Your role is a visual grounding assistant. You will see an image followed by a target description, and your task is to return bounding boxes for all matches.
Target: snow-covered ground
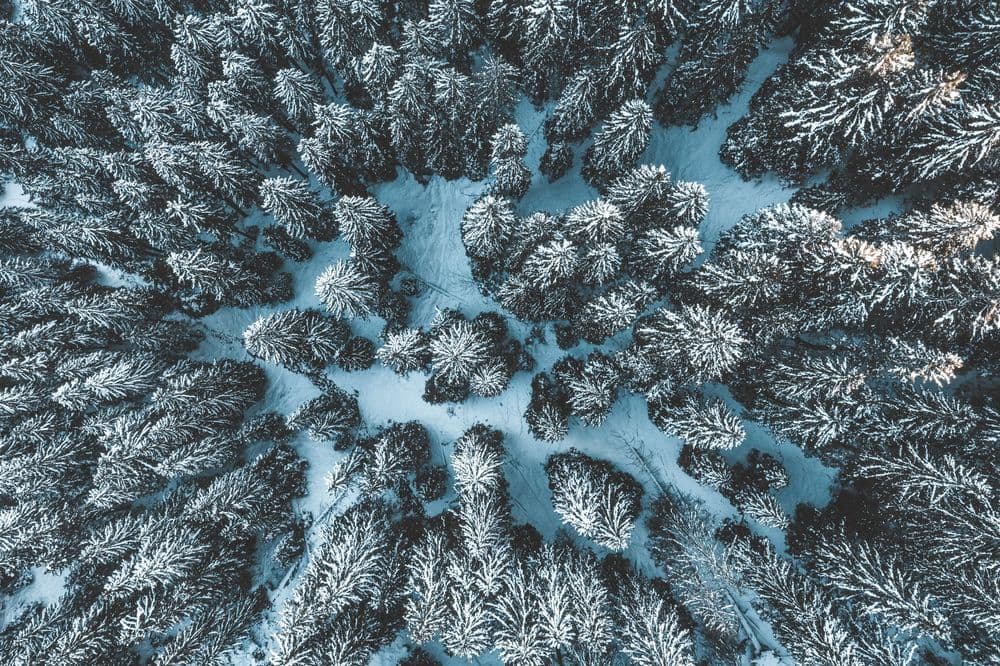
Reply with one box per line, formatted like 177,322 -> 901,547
0,182 -> 29,209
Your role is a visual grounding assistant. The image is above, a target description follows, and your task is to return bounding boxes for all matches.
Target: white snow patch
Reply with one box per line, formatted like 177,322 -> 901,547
0,182 -> 31,209
1,567 -> 67,631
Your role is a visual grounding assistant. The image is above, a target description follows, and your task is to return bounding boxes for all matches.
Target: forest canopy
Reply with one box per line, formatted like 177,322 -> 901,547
0,0 -> 998,664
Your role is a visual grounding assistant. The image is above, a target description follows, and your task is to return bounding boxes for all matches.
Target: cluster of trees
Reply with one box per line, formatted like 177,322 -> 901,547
646,491 -> 918,665
534,0 -> 792,180
1,442 -> 306,665
312,195 -> 408,327
515,196 -> 997,660
463,164 -> 707,343
722,1 -> 1000,211
0,0 -> 794,318
0,247 -> 307,662
654,0 -> 786,127
525,351 -> 625,440
679,447 -> 790,531
275,423 -> 698,665
377,308 -> 530,403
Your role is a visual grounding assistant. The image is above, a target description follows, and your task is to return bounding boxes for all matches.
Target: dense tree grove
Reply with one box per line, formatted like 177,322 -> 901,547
463,165 -> 707,340
1,0 -> 998,663
378,308 -> 529,404
277,423 -> 698,665
0,261 -> 308,661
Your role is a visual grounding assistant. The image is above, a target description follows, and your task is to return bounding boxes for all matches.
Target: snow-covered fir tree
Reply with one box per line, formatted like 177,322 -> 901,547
243,308 -> 350,373
648,390 -> 746,450
545,450 -> 644,551
582,99 -> 653,186
489,123 -> 531,200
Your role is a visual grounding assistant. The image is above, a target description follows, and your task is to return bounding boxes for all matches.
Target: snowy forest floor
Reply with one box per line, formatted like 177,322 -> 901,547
0,36 -> 907,665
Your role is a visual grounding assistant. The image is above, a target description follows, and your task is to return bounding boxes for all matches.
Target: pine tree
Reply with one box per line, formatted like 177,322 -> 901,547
273,67 -> 323,127
519,0 -> 577,100
636,304 -> 747,382
156,594 -> 262,666
377,328 -> 432,374
53,352 -> 167,410
736,489 -> 789,531
547,69 -> 601,142
678,446 -> 733,491
489,123 -> 531,199
555,353 -> 620,427
906,104 -> 1000,184
461,194 -> 516,261
404,532 -> 451,643
879,200 -> 1000,256
356,42 -> 400,99
333,195 -> 401,254
565,199 -> 626,245
357,421 -> 431,496
631,225 -> 703,282
606,163 -> 674,220
615,582 -> 696,666
452,424 -> 506,497
164,249 -> 240,304
193,140 -> 260,209
315,260 -> 380,319
525,373 -> 571,443
744,549 -> 888,666
646,496 -> 747,660
583,100 -> 653,185
814,537 -> 953,646
539,140 -> 573,182
521,236 -> 579,289
425,67 -> 474,179
271,501 -> 402,664
649,391 -> 746,450
440,586 -> 493,659
337,336 -> 375,372
263,225 -> 313,262
580,242 -> 623,286
664,181 -> 710,225
260,177 -> 337,241
603,23 -> 663,102
429,319 -> 492,383
425,0 -> 480,63
242,309 -> 349,371
286,387 -> 361,443
545,450 -> 643,551
575,281 -> 657,344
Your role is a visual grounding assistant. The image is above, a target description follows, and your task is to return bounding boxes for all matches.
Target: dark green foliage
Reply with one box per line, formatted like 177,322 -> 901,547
286,386 -> 362,443
337,336 -> 376,371
400,646 -> 441,666
415,465 -> 448,502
